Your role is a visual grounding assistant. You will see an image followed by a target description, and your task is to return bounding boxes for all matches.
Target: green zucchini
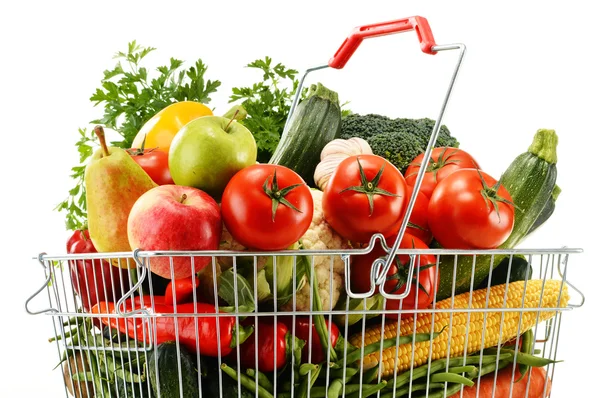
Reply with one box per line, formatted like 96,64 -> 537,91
477,255 -> 532,289
147,341 -> 198,398
527,184 -> 561,235
436,129 -> 558,300
498,129 -> 558,248
269,82 -> 341,186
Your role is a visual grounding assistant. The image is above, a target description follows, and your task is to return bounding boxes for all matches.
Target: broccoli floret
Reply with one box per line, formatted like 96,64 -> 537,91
392,117 -> 459,148
340,113 -> 394,140
341,114 -> 459,173
367,130 -> 424,173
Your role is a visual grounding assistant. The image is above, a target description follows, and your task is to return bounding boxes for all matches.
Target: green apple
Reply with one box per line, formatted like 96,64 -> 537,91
169,116 -> 257,198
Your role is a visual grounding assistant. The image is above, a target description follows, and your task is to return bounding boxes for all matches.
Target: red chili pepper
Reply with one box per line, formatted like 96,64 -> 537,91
91,297 -> 253,357
67,229 -> 129,311
239,320 -> 289,372
163,275 -> 200,305
282,316 -> 340,364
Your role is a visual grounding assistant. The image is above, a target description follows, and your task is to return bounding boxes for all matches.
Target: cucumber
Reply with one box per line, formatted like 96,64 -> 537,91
147,341 -> 199,398
269,82 -> 341,186
436,129 -> 558,300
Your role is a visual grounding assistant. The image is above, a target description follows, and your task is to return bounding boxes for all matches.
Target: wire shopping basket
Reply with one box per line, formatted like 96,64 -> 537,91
26,16 -> 584,398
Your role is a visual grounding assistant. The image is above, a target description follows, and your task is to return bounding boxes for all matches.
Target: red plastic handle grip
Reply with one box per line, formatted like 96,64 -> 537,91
328,16 -> 437,69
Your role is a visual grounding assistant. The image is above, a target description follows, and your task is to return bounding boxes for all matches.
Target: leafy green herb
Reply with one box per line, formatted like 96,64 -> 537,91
56,41 -> 221,230
229,56 -> 301,163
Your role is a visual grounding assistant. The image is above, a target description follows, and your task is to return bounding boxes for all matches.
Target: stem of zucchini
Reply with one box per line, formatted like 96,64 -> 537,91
528,129 -> 558,164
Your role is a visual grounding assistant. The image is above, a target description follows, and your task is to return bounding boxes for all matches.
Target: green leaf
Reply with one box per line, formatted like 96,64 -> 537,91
218,268 -> 255,310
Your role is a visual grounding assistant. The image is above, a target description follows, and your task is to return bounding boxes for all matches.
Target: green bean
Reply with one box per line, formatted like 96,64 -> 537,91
305,257 -> 337,362
296,363 -> 321,398
346,381 -> 387,398
392,353 -> 511,388
327,378 -> 344,398
430,372 -> 474,387
221,364 -> 274,398
490,348 -> 559,367
518,329 -> 535,381
337,330 -> 443,367
319,366 -> 359,381
415,382 -> 463,398
299,363 -> 318,376
446,365 -> 478,375
380,382 -> 446,397
362,365 -> 380,384
246,368 -> 274,393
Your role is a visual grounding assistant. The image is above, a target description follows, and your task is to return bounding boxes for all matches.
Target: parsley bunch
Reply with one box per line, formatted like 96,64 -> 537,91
56,41 -> 221,230
229,57 -> 301,163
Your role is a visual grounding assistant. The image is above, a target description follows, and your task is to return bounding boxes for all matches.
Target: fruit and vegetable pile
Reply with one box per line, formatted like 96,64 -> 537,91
52,42 -> 566,398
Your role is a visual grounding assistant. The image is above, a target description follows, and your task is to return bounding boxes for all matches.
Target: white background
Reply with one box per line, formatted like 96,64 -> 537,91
1,0 -> 598,396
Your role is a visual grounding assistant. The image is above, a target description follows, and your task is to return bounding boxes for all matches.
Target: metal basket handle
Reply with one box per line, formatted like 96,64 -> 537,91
287,16 -> 466,294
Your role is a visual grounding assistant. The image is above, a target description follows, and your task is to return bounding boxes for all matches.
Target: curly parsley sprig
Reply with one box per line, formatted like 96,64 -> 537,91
56,41 -> 221,231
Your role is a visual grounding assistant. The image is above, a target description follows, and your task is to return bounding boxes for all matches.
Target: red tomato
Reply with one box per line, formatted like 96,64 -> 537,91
428,168 -> 515,249
323,155 -> 408,244
127,147 -> 174,185
387,185 -> 433,244
351,233 -> 438,314
404,147 -> 479,199
221,164 -> 313,251
239,321 -> 288,372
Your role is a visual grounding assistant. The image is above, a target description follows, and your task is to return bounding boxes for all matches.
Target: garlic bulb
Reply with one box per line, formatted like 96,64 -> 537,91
314,138 -> 373,190
320,137 -> 372,160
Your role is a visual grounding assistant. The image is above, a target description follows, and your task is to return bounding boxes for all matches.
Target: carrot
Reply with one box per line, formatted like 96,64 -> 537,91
450,366 -> 551,398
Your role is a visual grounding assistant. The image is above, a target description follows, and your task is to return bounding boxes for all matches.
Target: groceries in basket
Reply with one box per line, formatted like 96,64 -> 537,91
46,38 -> 565,398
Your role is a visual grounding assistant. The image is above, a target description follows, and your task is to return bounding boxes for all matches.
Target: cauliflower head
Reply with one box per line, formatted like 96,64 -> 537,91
282,189 -> 350,311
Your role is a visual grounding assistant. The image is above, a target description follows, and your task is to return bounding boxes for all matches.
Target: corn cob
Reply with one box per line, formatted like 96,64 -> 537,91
348,279 -> 569,378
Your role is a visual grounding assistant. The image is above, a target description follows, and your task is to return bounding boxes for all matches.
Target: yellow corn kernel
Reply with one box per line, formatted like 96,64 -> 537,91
349,279 -> 569,378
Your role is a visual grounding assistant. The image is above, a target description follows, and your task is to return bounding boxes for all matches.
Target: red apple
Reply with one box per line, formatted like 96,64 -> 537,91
127,185 -> 222,279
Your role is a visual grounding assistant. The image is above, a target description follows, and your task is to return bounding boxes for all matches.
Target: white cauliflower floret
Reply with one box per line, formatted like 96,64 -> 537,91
282,189 -> 350,311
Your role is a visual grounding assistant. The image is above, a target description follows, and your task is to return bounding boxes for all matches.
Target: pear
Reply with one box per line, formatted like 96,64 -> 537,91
85,126 -> 157,268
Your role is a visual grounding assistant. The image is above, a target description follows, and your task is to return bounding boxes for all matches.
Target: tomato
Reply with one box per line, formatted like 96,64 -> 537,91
322,154 -> 408,244
127,145 -> 174,185
221,164 -> 313,251
351,233 -> 438,314
387,185 -> 432,244
404,147 -> 480,199
428,168 -> 515,249
131,101 -> 213,154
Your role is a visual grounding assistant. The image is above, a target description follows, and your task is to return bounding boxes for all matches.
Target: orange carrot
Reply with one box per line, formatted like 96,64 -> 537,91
450,366 -> 551,398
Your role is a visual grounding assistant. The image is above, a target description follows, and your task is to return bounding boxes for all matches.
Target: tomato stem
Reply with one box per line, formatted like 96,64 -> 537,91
476,168 -> 517,223
93,125 -> 110,158
339,157 -> 400,216
262,168 -> 303,222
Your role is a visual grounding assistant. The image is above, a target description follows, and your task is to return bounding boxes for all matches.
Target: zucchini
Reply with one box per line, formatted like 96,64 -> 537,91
436,129 -> 558,300
498,129 -> 558,248
147,341 -> 198,398
269,82 -> 341,186
527,184 -> 561,235
477,255 -> 532,289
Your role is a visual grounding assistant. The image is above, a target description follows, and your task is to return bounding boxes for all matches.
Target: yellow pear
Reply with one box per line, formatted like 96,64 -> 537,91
85,126 -> 157,268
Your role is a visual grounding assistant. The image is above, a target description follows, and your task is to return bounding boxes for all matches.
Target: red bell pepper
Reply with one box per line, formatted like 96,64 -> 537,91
163,274 -> 200,305
67,229 -> 129,311
282,316 -> 340,364
91,296 -> 253,357
239,320 -> 289,372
